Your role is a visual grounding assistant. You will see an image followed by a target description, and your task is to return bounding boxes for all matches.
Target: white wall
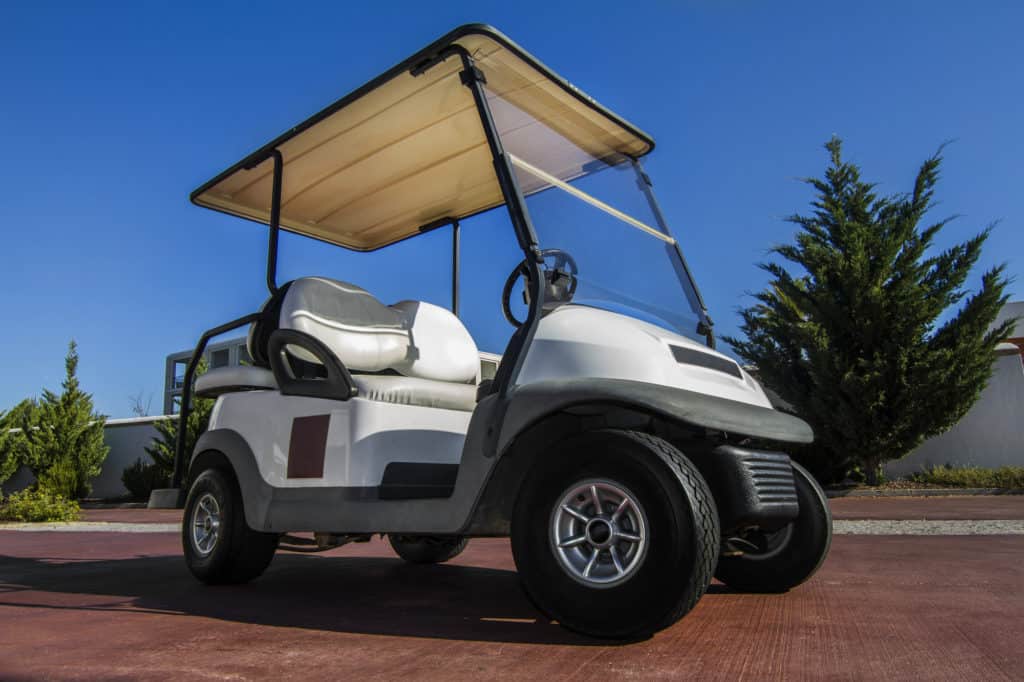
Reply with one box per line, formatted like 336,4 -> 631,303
886,352 -> 1024,476
2,416 -> 171,500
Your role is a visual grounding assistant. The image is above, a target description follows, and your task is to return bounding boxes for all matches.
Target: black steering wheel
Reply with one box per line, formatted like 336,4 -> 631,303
501,249 -> 579,328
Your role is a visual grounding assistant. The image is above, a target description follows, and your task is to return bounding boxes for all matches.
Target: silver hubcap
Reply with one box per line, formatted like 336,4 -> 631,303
550,479 -> 648,588
191,492 -> 221,556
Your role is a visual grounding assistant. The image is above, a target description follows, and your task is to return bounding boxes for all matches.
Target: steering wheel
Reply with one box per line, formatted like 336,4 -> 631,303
501,249 -> 579,328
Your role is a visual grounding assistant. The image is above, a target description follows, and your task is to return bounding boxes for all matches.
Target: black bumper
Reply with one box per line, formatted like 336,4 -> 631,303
702,445 -> 800,534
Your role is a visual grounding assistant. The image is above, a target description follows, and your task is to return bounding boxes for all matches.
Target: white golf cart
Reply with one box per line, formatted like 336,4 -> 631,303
171,24 -> 831,639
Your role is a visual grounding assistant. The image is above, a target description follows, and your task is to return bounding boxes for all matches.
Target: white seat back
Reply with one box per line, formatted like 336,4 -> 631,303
255,277 -> 479,385
391,300 -> 479,384
278,278 -> 410,372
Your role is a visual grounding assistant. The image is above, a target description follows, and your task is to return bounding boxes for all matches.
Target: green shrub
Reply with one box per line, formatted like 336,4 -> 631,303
911,465 -> 1024,489
0,400 -> 34,486
121,457 -> 168,500
0,488 -> 80,522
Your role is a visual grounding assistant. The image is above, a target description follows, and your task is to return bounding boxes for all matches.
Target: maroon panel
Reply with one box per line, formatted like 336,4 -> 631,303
287,414 -> 331,479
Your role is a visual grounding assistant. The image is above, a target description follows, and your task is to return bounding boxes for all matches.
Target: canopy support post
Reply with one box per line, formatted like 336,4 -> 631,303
451,47 -> 543,399
452,220 -> 461,317
266,149 -> 283,295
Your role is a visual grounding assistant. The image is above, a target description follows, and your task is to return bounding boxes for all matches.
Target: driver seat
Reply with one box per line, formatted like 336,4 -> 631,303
197,277 -> 480,412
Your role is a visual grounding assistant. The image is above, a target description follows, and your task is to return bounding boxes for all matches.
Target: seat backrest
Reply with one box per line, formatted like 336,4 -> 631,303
251,277 -> 479,384
390,300 -> 479,384
277,277 -> 409,372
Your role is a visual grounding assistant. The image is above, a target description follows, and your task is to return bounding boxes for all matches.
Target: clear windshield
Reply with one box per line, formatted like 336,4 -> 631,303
486,89 -> 706,342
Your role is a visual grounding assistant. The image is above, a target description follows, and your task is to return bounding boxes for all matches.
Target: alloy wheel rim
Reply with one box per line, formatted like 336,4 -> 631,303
191,492 -> 222,556
550,479 -> 648,588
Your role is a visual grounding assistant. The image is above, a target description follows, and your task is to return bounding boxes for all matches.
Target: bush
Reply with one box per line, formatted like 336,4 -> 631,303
0,400 -> 34,486
911,465 -> 1024,489
121,457 -> 168,500
0,488 -> 80,522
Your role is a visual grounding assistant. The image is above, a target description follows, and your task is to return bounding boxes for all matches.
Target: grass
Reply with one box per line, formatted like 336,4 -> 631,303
910,465 -> 1024,489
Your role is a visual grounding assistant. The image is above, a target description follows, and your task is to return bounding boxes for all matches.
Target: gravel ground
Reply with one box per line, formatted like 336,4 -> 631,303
833,519 -> 1024,535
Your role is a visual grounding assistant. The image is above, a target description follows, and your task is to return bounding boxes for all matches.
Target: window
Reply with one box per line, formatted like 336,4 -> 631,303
172,360 -> 187,389
237,345 -> 251,366
211,349 -> 230,369
480,357 -> 499,381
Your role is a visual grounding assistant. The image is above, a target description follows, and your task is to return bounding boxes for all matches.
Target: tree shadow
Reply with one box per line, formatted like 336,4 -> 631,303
0,551 -> 605,645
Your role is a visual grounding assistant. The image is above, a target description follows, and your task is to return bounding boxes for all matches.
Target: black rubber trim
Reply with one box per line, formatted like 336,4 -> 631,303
669,345 -> 742,379
188,23 -> 655,253
250,281 -> 293,368
499,378 -> 815,450
267,328 -> 358,401
379,462 -> 459,500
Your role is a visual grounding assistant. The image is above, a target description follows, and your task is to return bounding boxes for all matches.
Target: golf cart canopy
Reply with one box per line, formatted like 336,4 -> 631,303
191,24 -> 655,251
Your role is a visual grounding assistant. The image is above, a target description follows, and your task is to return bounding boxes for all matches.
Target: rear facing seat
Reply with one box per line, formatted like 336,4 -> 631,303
195,277 -> 479,412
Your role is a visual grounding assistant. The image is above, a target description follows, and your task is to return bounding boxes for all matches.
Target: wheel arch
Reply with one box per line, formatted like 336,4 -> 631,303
468,378 -> 813,536
189,428 -> 273,531
466,399 -> 714,535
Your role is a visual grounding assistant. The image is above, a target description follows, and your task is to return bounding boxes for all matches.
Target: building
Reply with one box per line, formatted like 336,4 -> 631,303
163,336 -> 251,414
165,338 -> 502,414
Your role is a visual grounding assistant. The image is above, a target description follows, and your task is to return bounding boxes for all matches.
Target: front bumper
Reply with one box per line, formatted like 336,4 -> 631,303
703,445 -> 800,534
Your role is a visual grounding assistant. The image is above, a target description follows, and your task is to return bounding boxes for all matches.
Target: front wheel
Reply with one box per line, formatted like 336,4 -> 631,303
715,460 -> 832,593
511,430 -> 720,639
182,467 -> 278,585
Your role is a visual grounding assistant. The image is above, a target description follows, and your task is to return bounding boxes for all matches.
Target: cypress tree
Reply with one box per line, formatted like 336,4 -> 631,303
21,341 -> 109,498
726,138 -> 1013,484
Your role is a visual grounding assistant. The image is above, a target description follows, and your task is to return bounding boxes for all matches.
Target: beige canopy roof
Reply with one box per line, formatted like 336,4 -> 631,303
191,24 -> 655,251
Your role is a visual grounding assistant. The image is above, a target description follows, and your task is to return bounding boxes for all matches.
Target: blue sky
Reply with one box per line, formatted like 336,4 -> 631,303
1,1 -> 1021,417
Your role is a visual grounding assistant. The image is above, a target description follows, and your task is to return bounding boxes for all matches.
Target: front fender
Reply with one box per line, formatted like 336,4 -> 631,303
499,378 -> 813,451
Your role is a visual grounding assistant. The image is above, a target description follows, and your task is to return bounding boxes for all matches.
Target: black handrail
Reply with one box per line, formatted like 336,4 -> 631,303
170,312 -> 262,489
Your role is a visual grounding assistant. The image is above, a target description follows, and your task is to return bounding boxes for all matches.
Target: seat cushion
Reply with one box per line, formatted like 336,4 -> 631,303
195,366 -> 277,398
352,375 -> 477,412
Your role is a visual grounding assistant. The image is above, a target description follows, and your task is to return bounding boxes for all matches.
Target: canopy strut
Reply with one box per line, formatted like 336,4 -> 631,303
452,220 -> 460,317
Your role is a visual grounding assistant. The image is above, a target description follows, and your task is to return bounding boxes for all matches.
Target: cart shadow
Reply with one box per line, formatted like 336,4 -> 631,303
0,551 -> 613,645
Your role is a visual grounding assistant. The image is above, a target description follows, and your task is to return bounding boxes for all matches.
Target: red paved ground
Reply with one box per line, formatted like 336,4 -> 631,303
829,495 -> 1024,520
1,529 -> 1021,680
76,494 -> 1024,525
79,508 -> 183,524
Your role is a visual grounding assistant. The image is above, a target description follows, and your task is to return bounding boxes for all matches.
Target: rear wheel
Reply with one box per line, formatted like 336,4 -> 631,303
182,467 -> 278,584
388,535 -> 468,564
511,430 -> 719,639
715,461 -> 832,593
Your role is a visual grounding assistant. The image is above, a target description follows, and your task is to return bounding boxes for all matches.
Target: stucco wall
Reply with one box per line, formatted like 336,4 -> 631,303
2,416 -> 170,499
886,352 -> 1024,476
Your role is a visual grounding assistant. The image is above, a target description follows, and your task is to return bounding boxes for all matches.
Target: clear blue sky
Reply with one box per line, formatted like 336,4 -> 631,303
2,1 -> 1020,417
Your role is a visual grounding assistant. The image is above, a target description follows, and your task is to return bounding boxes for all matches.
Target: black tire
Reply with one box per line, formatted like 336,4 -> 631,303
182,467 -> 279,585
511,430 -> 719,639
388,535 -> 468,564
715,460 -> 832,593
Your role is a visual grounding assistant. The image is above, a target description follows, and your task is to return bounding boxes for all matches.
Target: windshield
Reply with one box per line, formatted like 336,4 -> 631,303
486,89 -> 707,343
